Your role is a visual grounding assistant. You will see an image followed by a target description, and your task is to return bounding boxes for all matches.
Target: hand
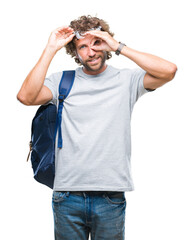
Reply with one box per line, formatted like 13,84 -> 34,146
83,30 -> 119,52
47,26 -> 75,52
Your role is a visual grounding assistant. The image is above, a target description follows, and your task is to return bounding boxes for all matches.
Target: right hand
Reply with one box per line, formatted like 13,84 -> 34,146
47,26 -> 75,52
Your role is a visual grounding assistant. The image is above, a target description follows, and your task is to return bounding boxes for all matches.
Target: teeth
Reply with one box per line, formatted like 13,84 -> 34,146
90,58 -> 99,62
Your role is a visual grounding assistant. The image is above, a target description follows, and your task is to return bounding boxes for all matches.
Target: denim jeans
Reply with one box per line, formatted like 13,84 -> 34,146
52,191 -> 127,240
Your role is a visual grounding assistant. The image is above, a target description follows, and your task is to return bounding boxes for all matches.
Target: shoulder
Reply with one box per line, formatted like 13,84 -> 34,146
109,66 -> 145,78
46,71 -> 63,80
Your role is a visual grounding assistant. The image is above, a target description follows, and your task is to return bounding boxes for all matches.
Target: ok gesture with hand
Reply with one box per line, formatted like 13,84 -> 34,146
83,30 -> 119,52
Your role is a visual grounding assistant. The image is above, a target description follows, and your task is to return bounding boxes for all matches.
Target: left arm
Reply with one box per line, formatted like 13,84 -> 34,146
120,46 -> 177,90
85,30 -> 177,90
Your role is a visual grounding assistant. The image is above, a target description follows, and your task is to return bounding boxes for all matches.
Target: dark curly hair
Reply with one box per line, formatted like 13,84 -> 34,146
65,15 -> 114,65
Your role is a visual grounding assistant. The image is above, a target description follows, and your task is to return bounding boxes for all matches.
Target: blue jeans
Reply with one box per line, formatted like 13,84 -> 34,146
52,191 -> 127,240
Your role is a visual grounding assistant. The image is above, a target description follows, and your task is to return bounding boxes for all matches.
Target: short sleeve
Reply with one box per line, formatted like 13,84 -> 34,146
44,72 -> 63,105
129,68 -> 148,110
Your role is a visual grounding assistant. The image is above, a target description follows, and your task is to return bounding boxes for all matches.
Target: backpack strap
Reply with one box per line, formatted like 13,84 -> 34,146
56,70 -> 75,148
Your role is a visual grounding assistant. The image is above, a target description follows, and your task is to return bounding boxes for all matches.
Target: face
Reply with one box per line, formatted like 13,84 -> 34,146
75,35 -> 107,75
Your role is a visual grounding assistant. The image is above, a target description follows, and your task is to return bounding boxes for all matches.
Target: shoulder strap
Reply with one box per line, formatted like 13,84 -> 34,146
59,70 -> 76,100
56,70 -> 75,148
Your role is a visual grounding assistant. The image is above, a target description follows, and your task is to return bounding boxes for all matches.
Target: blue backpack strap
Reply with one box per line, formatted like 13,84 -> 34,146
56,70 -> 75,148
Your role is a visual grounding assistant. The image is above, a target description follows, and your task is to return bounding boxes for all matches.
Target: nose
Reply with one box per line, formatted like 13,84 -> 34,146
88,46 -> 96,58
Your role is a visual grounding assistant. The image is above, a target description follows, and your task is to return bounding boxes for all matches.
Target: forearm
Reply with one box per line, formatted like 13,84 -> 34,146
17,46 -> 56,104
120,46 -> 177,80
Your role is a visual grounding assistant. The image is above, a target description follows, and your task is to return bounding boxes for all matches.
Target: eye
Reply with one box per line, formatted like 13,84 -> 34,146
94,39 -> 101,45
79,45 -> 86,49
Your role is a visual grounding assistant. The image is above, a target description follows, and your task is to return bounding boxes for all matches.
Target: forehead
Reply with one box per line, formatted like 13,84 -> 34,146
75,35 -> 98,48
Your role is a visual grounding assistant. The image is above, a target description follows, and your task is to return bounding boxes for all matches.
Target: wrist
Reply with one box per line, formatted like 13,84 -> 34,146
115,42 -> 126,56
45,44 -> 58,56
112,41 -> 120,52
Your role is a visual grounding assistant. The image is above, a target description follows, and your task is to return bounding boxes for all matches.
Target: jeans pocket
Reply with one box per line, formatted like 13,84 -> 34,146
104,191 -> 126,205
52,191 -> 68,203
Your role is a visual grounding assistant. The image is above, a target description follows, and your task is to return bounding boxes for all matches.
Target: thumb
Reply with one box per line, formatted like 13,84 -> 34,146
91,41 -> 111,52
91,46 -> 100,51
91,45 -> 107,52
66,33 -> 75,44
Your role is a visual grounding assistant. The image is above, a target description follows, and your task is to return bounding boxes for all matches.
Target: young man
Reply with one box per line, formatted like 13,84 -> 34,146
17,15 -> 177,240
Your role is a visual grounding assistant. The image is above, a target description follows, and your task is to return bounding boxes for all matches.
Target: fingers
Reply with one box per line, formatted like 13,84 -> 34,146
56,26 -> 74,32
54,26 -> 74,37
85,30 -> 119,52
83,30 -> 105,39
54,26 -> 75,42
66,32 -> 76,43
91,42 -> 110,52
90,45 -> 101,51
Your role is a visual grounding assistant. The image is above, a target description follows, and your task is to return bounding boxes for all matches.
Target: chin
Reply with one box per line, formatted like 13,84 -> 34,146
89,64 -> 104,72
87,60 -> 106,71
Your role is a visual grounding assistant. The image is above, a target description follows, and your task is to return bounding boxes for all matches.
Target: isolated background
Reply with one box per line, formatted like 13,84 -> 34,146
1,0 -> 193,239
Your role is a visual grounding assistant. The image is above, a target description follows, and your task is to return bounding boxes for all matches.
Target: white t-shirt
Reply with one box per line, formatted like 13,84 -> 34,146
44,65 -> 148,192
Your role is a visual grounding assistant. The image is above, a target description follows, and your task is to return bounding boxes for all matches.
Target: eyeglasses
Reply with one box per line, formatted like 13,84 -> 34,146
74,26 -> 102,39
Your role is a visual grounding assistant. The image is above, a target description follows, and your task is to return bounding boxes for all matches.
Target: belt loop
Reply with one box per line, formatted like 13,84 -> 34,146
66,191 -> 70,197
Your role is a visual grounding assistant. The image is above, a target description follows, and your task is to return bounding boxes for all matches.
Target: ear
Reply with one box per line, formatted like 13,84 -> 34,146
75,51 -> 79,60
75,51 -> 82,64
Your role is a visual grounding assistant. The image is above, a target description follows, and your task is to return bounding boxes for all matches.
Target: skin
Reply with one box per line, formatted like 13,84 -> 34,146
74,35 -> 109,75
17,26 -> 75,105
17,26 -> 177,105
82,30 -> 177,89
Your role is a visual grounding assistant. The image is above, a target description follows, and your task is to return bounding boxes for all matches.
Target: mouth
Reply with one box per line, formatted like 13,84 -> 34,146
87,56 -> 101,64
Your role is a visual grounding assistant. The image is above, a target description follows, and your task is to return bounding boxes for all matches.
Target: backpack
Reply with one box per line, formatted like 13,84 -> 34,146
27,70 -> 75,189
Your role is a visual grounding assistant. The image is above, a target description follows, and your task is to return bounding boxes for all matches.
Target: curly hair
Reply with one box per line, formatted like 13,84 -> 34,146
65,15 -> 114,65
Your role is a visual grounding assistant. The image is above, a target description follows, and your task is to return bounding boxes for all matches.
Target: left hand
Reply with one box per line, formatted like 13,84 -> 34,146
83,30 -> 119,52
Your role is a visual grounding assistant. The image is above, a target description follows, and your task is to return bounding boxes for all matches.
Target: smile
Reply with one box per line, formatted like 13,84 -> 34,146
88,57 -> 100,64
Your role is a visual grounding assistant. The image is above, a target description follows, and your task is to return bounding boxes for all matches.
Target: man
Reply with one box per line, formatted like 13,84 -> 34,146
17,15 -> 177,240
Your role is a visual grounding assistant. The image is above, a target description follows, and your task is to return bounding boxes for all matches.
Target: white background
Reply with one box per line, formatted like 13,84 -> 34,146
1,0 -> 194,239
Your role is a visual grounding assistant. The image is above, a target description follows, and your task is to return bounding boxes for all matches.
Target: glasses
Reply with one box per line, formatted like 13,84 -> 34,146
74,26 -> 102,39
